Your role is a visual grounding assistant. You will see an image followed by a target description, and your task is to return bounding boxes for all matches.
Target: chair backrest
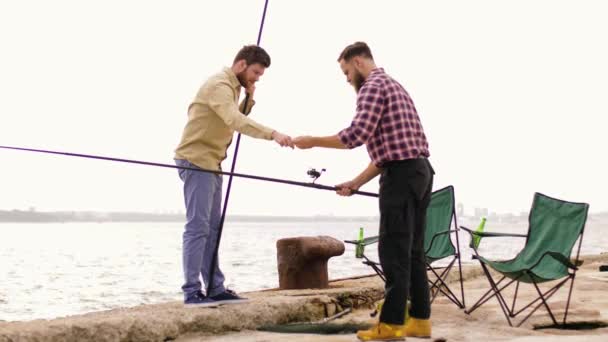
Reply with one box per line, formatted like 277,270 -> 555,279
517,193 -> 589,276
424,185 -> 457,261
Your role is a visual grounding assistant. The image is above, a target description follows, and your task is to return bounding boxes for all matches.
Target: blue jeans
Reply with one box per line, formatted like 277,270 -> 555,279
175,159 -> 226,299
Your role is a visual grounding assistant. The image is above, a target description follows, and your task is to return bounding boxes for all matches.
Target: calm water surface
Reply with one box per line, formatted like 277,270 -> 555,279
0,219 -> 605,321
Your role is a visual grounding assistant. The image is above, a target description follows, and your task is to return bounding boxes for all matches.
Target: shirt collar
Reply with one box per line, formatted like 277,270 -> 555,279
358,68 -> 384,91
369,67 -> 384,77
223,67 -> 242,91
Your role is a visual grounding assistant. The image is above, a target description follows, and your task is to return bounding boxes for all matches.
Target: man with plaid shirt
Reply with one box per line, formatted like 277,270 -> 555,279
294,42 -> 434,341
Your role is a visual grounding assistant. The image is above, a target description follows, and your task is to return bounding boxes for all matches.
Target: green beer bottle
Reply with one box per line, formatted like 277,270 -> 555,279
355,227 -> 364,258
470,217 -> 486,249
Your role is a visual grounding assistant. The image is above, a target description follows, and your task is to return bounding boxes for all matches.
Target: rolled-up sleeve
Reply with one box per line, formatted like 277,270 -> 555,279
338,83 -> 384,148
207,82 -> 274,140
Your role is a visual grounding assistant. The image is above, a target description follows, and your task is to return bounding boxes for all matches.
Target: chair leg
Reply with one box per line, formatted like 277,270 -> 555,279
530,278 -> 558,326
563,273 -> 576,325
452,210 -> 466,308
426,263 -> 452,300
433,274 -> 463,308
362,254 -> 386,282
479,262 -> 514,326
512,276 -> 571,327
428,261 -> 451,301
429,278 -> 441,303
372,264 -> 386,282
430,279 -> 463,308
512,278 -> 566,316
428,266 -> 449,303
465,276 -> 513,315
427,259 -> 464,308
510,281 -> 520,315
456,253 -> 466,309
466,263 -> 579,327
516,298 -> 551,327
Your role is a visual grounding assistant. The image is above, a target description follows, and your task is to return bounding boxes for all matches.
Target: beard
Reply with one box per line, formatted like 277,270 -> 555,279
352,71 -> 365,92
236,71 -> 249,88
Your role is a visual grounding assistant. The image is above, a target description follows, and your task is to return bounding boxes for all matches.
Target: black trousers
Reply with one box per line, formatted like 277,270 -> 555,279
378,158 -> 434,324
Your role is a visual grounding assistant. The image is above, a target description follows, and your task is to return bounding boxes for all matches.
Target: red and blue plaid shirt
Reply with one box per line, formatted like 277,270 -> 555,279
338,68 -> 429,167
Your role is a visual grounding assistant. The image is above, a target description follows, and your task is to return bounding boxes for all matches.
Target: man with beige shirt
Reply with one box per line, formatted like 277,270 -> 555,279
174,45 -> 292,306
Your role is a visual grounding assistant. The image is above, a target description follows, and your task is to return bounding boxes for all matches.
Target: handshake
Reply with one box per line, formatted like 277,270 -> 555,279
271,131 -> 315,149
270,131 -> 360,196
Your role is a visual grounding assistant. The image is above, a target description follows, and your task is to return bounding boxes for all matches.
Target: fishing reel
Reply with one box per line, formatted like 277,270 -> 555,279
306,167 -> 326,184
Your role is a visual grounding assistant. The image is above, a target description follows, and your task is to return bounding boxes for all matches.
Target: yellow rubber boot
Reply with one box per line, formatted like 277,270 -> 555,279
356,322 -> 406,341
404,317 -> 431,338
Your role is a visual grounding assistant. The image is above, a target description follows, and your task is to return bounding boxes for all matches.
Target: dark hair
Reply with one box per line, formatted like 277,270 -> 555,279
233,45 -> 271,67
337,41 -> 374,62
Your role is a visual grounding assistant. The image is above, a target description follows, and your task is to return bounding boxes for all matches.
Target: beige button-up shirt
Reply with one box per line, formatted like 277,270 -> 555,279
175,67 -> 274,171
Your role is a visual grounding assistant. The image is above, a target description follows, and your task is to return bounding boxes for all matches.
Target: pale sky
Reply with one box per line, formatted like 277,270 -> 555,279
0,0 -> 606,216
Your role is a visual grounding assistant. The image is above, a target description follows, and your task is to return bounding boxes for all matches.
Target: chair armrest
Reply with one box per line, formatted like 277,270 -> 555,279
344,236 -> 379,246
424,229 -> 457,254
460,226 -> 527,238
530,251 -> 578,271
431,229 -> 457,237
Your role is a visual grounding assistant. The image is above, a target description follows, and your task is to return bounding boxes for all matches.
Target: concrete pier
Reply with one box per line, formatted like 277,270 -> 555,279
1,254 -> 607,342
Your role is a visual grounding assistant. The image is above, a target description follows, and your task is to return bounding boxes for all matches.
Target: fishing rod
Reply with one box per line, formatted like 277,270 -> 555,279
207,0 -> 264,298
0,145 -> 378,198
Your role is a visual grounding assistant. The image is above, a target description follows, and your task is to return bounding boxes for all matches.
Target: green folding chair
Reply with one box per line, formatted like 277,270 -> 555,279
461,193 -> 589,327
345,185 -> 466,309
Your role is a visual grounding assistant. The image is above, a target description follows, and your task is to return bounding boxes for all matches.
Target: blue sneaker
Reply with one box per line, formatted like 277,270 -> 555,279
209,289 -> 249,305
184,291 -> 218,307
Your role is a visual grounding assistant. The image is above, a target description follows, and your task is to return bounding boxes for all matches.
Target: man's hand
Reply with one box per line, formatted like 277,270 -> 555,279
293,136 -> 316,149
272,131 -> 294,148
335,180 -> 361,197
245,83 -> 255,97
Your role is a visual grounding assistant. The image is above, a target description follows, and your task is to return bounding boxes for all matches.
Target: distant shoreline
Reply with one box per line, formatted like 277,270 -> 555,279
1,209 -> 606,224
0,209 -> 380,223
